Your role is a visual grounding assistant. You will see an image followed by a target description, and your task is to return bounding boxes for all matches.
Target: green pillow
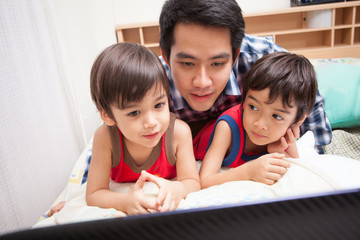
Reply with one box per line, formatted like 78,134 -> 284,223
315,63 -> 360,129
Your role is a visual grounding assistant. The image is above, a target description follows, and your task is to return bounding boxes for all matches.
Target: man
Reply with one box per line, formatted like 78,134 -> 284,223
159,0 -> 331,153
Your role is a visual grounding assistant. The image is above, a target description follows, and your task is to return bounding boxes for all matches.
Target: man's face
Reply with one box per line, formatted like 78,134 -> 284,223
165,23 -> 235,112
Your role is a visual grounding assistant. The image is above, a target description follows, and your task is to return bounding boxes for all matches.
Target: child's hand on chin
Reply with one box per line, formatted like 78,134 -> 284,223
267,122 -> 301,156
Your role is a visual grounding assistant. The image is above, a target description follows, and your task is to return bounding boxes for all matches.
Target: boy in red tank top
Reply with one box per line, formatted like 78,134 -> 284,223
87,43 -> 200,214
199,52 -> 317,188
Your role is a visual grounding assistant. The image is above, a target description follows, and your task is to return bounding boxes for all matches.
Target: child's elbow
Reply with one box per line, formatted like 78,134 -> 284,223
85,190 -> 97,207
200,176 -> 212,189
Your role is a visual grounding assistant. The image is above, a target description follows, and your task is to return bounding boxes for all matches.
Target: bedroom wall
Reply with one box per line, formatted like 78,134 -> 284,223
52,0 -> 116,143
114,0 -> 290,25
56,0 -> 291,144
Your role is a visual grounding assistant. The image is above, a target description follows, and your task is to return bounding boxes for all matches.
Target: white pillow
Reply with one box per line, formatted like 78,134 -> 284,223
296,131 -> 319,158
178,131 -> 360,210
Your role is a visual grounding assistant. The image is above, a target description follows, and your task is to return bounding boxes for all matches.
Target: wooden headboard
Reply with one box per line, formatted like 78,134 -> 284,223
116,1 -> 360,59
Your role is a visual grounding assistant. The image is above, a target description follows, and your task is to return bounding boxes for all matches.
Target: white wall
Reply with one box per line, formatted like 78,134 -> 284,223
53,0 -> 117,142
54,0 -> 291,142
113,0 -> 290,25
238,0 -> 290,14
113,0 -> 166,25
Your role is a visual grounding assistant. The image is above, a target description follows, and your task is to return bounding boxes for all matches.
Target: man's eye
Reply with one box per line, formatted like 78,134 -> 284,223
181,62 -> 194,67
273,114 -> 283,120
212,62 -> 223,67
128,110 -> 140,117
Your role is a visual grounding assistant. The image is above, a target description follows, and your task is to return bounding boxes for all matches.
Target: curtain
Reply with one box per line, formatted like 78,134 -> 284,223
0,0 -> 86,234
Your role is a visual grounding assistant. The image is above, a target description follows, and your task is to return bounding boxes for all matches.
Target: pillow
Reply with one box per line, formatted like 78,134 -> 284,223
314,62 -> 360,128
295,131 -> 318,158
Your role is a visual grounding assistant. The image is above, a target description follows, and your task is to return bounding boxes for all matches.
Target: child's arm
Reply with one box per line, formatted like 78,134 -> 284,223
86,125 -> 157,215
142,119 -> 200,211
173,119 -> 201,192
267,122 -> 301,158
200,121 -> 290,188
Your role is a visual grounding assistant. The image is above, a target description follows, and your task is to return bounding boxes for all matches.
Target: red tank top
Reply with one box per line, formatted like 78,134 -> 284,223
109,114 -> 177,182
194,105 -> 265,166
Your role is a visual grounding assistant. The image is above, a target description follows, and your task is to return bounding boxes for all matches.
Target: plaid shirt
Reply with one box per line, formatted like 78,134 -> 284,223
161,34 -> 332,153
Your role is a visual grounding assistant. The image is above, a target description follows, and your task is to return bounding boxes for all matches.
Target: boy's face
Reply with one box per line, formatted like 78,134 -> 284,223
243,89 -> 298,146
110,84 -> 170,149
164,23 -> 235,112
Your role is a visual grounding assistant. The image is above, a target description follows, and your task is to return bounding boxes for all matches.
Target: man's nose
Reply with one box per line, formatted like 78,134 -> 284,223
193,66 -> 211,88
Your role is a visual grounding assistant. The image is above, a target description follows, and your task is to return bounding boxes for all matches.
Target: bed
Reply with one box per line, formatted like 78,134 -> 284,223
32,130 -> 360,227
4,57 -> 359,239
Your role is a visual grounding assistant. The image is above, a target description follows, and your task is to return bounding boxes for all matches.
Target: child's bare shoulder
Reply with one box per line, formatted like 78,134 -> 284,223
93,124 -> 112,147
173,118 -> 192,141
94,124 -> 110,137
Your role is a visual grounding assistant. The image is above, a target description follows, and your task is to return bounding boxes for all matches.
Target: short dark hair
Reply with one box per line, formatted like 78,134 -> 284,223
242,52 -> 317,124
159,0 -> 245,62
90,43 -> 170,120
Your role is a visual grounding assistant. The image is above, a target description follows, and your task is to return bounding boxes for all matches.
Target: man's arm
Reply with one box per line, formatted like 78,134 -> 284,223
300,92 -> 332,153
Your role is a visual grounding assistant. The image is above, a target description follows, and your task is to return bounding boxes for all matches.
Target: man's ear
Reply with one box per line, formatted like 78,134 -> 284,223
161,49 -> 170,70
232,49 -> 240,67
100,110 -> 116,126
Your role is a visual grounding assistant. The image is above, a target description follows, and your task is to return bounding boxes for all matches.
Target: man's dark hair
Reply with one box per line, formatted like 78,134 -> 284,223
159,0 -> 245,62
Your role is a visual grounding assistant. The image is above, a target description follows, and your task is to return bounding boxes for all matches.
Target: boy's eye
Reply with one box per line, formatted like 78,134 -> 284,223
249,105 -> 258,111
155,102 -> 165,109
128,110 -> 140,117
273,114 -> 283,120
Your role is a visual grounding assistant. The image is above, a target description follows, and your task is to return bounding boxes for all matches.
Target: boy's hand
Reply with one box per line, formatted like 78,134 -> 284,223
244,153 -> 290,185
267,122 -> 301,156
140,171 -> 182,212
124,173 -> 158,215
47,201 -> 65,217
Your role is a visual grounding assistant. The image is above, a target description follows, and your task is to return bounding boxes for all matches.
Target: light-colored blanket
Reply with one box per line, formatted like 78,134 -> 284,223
34,132 -> 360,228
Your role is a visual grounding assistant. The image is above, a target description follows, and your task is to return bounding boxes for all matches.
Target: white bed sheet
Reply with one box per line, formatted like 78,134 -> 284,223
34,131 -> 360,228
